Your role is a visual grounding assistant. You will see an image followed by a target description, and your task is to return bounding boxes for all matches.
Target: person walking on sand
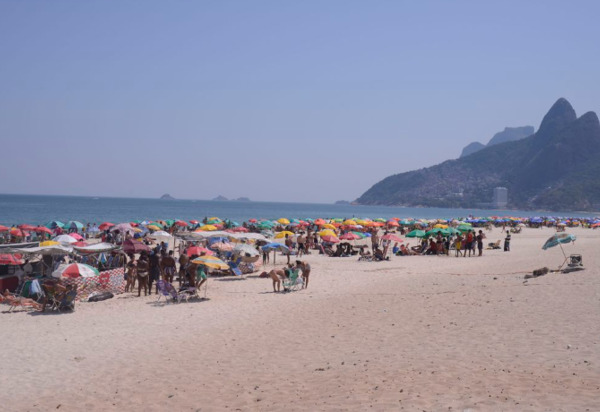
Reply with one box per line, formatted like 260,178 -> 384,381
295,260 -> 311,289
371,230 -> 379,252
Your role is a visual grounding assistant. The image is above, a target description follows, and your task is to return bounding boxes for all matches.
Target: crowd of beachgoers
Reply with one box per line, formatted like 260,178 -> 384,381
0,214 -> 597,311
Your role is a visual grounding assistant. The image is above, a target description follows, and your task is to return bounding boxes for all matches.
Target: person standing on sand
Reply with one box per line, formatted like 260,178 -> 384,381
297,233 -> 305,257
160,250 -> 176,283
476,230 -> 484,256
148,251 -> 161,294
371,230 -> 379,252
295,260 -> 311,289
504,232 -> 511,252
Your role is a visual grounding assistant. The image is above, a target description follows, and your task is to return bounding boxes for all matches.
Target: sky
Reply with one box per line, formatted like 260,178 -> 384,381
1,0 -> 599,203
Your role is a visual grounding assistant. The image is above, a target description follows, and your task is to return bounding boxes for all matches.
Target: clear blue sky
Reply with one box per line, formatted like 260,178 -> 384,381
1,1 -> 599,202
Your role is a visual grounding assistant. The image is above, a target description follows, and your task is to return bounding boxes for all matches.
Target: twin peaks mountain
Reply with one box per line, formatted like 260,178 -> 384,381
357,98 -> 600,211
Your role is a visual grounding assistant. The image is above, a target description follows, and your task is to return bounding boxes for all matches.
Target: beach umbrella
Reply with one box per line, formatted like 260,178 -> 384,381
0,254 -> 24,265
68,233 -> 84,241
340,233 -> 361,240
314,218 -> 327,225
211,242 -> 234,252
233,244 -> 260,257
146,224 -> 161,231
230,227 -> 249,233
186,246 -> 214,257
150,230 -> 172,238
111,223 -> 135,234
319,229 -> 337,237
406,229 -> 426,238
274,231 -> 294,239
387,220 -> 400,227
277,218 -> 290,225
99,222 -> 115,231
122,239 -> 151,254
9,228 -> 28,237
542,233 -> 576,251
198,225 -> 218,231
45,221 -> 65,229
34,226 -> 53,235
186,246 -> 215,257
433,224 -> 448,229
52,263 -> 99,279
457,224 -> 473,233
0,225 -> 9,232
426,228 -> 451,237
381,234 -> 403,242
18,224 -> 37,231
53,234 -> 79,244
321,235 -> 340,243
343,219 -> 357,226
39,240 -> 60,246
192,255 -> 229,270
261,243 -> 290,265
64,221 -> 84,231
351,231 -> 367,239
174,220 -> 188,227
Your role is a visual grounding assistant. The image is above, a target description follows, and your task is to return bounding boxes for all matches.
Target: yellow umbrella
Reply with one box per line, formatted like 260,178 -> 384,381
343,219 -> 357,226
433,224 -> 448,229
277,218 -> 290,225
192,255 -> 230,270
319,229 -> 336,237
198,225 -> 218,231
274,231 -> 294,239
321,223 -> 336,230
147,224 -> 161,231
39,240 -> 59,246
208,217 -> 222,221
132,227 -> 142,233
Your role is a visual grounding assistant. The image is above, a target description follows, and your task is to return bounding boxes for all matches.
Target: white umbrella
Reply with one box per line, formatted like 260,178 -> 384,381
53,234 -> 78,244
52,263 -> 99,278
150,231 -> 172,238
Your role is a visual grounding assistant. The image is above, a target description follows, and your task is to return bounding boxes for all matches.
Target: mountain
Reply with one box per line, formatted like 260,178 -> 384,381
460,142 -> 486,158
160,193 -> 175,200
212,195 -> 228,201
357,98 -> 600,211
460,126 -> 534,158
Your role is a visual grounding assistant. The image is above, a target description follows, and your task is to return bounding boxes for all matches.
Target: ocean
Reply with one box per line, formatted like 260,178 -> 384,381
0,194 -> 597,226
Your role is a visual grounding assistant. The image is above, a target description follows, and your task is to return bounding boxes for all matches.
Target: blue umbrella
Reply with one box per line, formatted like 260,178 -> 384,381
542,233 -> 576,250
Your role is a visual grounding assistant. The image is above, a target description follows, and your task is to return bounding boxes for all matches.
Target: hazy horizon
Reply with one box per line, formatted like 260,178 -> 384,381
1,1 -> 599,203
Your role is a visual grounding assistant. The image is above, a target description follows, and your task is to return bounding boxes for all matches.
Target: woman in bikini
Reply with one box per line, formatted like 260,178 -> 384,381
295,260 -> 311,289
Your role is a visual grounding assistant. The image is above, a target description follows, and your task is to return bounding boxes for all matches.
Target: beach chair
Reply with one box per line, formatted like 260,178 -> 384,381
283,269 -> 302,292
156,279 -> 182,303
9,279 -> 45,312
44,283 -> 77,312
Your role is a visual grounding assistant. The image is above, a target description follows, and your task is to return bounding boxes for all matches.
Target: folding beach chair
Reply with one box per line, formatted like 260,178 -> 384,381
156,279 -> 182,303
283,269 -> 302,292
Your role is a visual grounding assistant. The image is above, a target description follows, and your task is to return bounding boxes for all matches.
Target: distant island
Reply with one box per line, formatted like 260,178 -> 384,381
160,194 -> 175,200
212,195 -> 251,202
356,98 -> 600,211
334,200 -> 351,205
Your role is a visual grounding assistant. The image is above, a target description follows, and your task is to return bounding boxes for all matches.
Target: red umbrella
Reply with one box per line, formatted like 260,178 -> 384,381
73,241 -> 89,247
99,222 -> 115,230
230,227 -> 249,233
381,234 -> 403,242
190,220 -> 199,224
18,224 -> 37,231
186,246 -> 213,257
122,239 -> 151,254
69,233 -> 84,241
248,219 -> 257,223
34,226 -> 53,234
321,235 -> 340,243
175,220 -> 188,227
0,225 -> 10,232
340,233 -> 361,240
0,254 -> 24,265
10,228 -> 28,237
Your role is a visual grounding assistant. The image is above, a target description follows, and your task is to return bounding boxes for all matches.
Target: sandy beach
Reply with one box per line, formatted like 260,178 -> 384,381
2,226 -> 599,411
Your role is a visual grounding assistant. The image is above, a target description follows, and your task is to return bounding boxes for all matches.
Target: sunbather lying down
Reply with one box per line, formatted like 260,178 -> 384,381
0,289 -> 42,311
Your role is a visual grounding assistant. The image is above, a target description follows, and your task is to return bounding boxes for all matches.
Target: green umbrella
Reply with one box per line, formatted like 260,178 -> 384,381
406,229 -> 426,238
45,221 -> 65,229
426,228 -> 451,237
457,224 -> 473,233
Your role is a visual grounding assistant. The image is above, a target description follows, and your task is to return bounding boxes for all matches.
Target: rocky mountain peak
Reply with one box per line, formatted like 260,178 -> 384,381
537,97 -> 577,138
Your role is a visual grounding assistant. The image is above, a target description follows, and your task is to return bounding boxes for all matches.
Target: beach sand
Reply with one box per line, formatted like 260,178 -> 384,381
2,226 -> 599,411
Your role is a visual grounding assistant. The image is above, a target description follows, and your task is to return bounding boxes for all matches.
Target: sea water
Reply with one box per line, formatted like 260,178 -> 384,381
0,194 -> 597,226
